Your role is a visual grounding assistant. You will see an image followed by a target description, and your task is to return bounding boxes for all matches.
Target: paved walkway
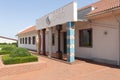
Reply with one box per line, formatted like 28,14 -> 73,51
0,56 -> 120,80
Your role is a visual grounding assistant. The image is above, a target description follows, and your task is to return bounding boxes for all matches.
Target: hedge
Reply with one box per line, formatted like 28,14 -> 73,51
2,54 -> 38,65
0,46 -> 15,55
0,50 -> 10,55
1,46 -> 15,51
10,48 -> 31,57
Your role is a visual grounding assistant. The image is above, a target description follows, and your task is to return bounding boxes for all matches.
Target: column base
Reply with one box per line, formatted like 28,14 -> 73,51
43,53 -> 47,56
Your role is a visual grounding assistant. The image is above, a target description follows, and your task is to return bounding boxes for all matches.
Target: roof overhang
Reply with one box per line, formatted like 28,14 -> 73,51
86,6 -> 120,18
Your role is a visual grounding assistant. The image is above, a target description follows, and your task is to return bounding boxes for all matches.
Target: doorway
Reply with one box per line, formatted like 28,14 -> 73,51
63,32 -> 67,54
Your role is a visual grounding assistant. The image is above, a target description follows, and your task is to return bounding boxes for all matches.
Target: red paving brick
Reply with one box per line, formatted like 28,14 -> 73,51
0,55 -> 120,80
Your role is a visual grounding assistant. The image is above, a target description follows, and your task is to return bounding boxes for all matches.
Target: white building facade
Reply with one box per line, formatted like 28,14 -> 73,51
17,26 -> 37,51
18,0 -> 120,65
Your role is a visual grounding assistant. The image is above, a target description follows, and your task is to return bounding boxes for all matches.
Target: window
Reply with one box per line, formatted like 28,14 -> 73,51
28,37 -> 31,44
32,36 -> 36,45
52,33 -> 55,46
79,28 -> 92,47
20,38 -> 22,44
25,37 -> 27,44
23,38 -> 24,44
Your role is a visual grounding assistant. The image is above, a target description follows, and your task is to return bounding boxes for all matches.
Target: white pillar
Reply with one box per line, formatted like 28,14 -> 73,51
36,30 -> 41,54
48,27 -> 52,58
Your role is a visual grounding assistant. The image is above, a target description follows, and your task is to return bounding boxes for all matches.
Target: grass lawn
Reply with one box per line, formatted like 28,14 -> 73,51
0,44 -> 16,48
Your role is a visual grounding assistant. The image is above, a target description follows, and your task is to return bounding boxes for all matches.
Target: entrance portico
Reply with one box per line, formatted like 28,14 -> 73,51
36,2 -> 77,63
36,21 -> 75,63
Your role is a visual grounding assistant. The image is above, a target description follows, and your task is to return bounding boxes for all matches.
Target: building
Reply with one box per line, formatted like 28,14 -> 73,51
17,0 -> 120,65
0,36 -> 17,44
17,26 -> 37,50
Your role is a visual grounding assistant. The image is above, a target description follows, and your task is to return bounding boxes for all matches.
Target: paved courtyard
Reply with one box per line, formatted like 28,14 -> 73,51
0,55 -> 120,80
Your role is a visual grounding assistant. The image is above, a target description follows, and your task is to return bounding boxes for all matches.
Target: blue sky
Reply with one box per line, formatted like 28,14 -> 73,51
0,0 -> 98,39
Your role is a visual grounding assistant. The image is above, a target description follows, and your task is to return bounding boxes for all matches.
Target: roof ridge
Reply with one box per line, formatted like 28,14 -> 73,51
0,36 -> 17,41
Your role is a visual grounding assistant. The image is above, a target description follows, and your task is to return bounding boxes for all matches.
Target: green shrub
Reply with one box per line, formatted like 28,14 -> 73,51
0,46 -> 15,55
0,44 -> 16,48
10,48 -> 31,57
2,47 -> 38,65
2,54 -> 38,65
11,42 -> 18,47
0,50 -> 10,55
1,46 -> 15,52
0,43 -> 7,45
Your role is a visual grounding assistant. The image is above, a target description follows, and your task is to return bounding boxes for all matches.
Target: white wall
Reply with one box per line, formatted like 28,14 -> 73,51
75,14 -> 119,64
18,31 -> 37,51
0,38 -> 17,43
51,27 -> 58,53
36,2 -> 77,30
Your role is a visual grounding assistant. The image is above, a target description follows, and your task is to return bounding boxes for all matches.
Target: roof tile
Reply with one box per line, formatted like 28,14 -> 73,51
88,0 -> 120,14
18,25 -> 36,35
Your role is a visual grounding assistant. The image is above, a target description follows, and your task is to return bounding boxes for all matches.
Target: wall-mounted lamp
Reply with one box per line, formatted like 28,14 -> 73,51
104,31 -> 108,35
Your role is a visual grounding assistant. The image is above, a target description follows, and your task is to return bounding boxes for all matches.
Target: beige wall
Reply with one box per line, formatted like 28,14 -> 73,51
75,14 -> 120,64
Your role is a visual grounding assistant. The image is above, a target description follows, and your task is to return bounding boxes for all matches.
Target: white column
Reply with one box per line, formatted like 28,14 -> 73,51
48,27 -> 52,58
36,30 -> 41,54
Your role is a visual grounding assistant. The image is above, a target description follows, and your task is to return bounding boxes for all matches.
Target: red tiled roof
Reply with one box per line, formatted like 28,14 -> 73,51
78,0 -> 120,15
18,25 -> 36,35
18,0 -> 120,35
78,1 -> 99,11
89,0 -> 120,15
0,36 -> 17,41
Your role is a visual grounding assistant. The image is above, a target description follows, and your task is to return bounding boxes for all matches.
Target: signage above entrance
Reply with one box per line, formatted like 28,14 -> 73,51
36,2 -> 77,30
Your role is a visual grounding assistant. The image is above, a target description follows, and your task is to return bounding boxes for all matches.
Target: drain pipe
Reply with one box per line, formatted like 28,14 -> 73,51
111,11 -> 120,66
117,22 -> 120,66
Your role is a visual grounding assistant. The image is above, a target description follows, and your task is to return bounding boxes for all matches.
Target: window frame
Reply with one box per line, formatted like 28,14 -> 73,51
23,38 -> 24,44
79,28 -> 93,47
32,36 -> 36,45
52,33 -> 55,46
25,37 -> 27,44
20,38 -> 22,44
28,37 -> 31,44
